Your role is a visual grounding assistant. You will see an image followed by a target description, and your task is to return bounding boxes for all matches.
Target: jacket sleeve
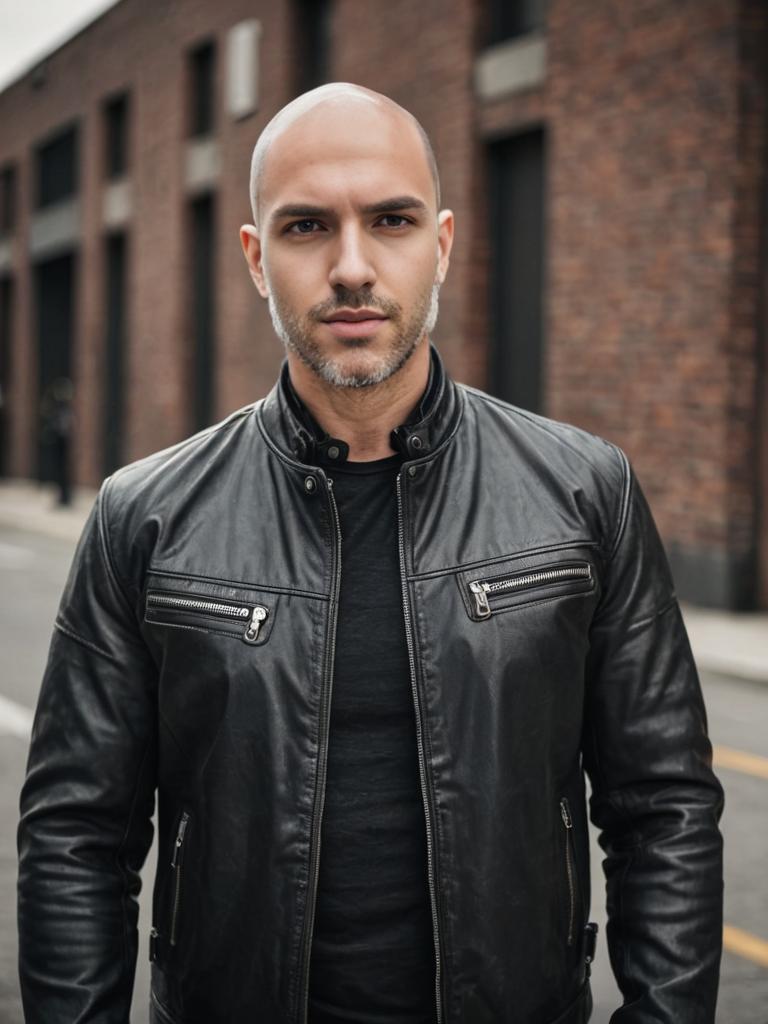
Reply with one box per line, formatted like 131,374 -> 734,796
17,477 -> 157,1024
582,447 -> 724,1023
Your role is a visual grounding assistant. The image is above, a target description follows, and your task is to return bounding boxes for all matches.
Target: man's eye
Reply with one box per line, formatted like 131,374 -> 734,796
287,219 -> 322,234
378,215 -> 410,228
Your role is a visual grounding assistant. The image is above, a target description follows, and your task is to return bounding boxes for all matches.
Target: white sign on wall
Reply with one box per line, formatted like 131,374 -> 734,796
226,19 -> 262,121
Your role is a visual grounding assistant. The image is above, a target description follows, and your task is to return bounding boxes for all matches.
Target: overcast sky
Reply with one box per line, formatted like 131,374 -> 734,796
0,0 -> 119,91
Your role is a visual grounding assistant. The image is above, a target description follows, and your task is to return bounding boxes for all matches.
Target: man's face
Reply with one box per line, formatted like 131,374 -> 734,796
241,99 -> 453,388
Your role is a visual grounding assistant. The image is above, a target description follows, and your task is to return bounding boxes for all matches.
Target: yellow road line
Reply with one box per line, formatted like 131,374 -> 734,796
723,925 -> 768,968
712,747 -> 768,969
712,745 -> 768,780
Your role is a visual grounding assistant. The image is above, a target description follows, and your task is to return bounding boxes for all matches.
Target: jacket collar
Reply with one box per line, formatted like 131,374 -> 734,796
258,341 -> 461,468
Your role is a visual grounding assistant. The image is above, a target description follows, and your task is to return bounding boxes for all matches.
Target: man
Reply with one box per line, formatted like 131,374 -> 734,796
18,83 -> 723,1024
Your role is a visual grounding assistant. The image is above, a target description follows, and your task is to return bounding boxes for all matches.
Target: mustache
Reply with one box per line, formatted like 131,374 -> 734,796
310,288 -> 401,321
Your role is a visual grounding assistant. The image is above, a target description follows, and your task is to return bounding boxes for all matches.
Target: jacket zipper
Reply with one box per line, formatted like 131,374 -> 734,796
146,591 -> 269,644
468,563 -> 592,619
559,798 -> 577,947
149,926 -> 159,962
300,476 -> 342,1024
169,811 -> 190,947
396,471 -> 444,1024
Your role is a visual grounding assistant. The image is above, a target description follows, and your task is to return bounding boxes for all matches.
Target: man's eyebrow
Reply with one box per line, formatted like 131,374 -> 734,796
361,195 -> 428,215
270,195 -> 429,222
271,203 -> 332,221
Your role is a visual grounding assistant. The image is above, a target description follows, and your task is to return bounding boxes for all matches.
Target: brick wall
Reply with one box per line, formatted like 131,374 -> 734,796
548,0 -> 756,606
0,0 -> 296,484
475,0 -> 766,606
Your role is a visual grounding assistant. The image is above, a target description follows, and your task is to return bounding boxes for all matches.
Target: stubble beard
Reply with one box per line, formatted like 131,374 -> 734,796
267,280 -> 441,389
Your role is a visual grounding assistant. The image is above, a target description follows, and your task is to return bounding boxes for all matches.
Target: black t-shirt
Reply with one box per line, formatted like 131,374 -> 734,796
307,452 -> 437,1024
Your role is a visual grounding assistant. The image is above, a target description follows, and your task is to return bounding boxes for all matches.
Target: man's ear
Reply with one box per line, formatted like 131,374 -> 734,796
435,209 -> 454,285
239,224 -> 270,298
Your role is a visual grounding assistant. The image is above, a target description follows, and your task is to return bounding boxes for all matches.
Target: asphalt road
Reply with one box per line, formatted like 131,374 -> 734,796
1,526 -> 766,1023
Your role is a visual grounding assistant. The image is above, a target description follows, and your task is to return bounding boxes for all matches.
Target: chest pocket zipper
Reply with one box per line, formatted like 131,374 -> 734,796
468,562 -> 592,619
146,591 -> 269,644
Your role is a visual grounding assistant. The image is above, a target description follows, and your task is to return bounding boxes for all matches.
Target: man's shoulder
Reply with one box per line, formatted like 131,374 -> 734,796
457,382 -> 628,488
455,383 -> 631,556
101,400 -> 262,520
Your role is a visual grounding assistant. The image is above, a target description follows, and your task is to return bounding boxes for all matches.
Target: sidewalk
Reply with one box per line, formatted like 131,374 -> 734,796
0,479 -> 96,543
678,604 -> 768,686
1,478 -> 767,684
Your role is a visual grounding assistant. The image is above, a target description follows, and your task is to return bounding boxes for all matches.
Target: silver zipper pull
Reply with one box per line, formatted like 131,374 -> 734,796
560,798 -> 573,829
244,605 -> 268,644
469,581 -> 491,619
171,812 -> 189,868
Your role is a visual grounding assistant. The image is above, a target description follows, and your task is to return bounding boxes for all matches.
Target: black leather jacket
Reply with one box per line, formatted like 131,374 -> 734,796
18,344 -> 724,1024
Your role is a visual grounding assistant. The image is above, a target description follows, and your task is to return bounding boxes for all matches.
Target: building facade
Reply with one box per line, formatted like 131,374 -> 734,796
0,0 -> 765,608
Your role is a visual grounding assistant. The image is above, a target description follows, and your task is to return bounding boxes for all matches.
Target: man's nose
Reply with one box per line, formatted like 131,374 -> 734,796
328,224 -> 376,293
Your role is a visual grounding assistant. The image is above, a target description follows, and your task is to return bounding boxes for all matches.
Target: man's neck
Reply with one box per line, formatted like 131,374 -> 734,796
286,341 -> 431,462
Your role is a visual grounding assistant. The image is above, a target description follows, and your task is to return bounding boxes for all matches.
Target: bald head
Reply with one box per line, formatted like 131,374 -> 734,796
249,83 -> 441,229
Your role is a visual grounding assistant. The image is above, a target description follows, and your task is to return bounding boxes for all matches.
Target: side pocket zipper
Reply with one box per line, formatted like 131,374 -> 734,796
559,798 -> 577,947
169,811 -> 190,947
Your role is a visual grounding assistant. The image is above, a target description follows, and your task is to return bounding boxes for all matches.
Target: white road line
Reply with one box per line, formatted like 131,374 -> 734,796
0,540 -> 35,565
0,693 -> 34,739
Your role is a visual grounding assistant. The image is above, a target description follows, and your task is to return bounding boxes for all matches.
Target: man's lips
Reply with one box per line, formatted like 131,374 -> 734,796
321,309 -> 390,338
322,308 -> 388,323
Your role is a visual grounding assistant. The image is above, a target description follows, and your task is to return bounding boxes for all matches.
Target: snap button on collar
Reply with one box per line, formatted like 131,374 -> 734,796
304,475 -> 317,494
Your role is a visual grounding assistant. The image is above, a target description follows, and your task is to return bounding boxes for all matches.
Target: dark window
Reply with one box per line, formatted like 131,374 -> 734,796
104,92 -> 130,179
487,129 -> 547,413
294,0 -> 332,92
486,0 -> 547,45
34,253 -> 76,482
103,233 -> 127,474
189,40 -> 216,137
35,124 -> 78,208
189,194 -> 216,430
0,164 -> 17,234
